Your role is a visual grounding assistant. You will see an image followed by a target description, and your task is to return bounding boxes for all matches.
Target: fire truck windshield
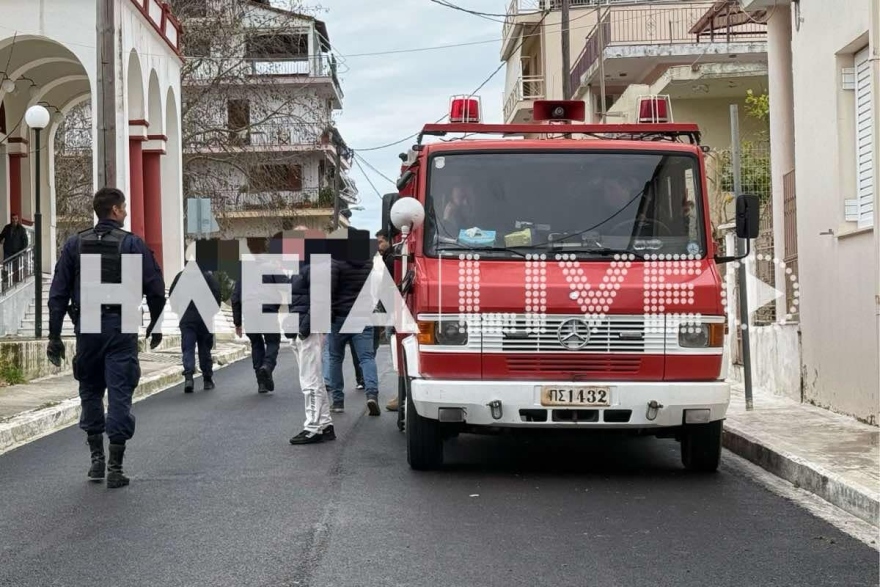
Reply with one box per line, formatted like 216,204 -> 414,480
424,150 -> 706,259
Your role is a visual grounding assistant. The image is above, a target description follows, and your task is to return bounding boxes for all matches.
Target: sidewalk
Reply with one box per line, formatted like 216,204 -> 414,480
0,339 -> 251,455
723,383 -> 879,527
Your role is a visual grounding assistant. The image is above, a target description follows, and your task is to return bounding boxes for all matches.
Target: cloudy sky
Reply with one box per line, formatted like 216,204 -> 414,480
303,0 -> 510,231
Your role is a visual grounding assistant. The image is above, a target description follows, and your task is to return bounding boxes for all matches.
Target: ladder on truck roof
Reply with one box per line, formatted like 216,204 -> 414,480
417,123 -> 702,146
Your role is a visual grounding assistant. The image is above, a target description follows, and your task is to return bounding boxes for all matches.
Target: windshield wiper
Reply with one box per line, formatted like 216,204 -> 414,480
436,244 -> 528,258
540,244 -> 645,260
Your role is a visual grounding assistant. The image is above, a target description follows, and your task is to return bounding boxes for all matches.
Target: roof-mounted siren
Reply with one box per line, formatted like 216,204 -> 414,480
636,95 -> 673,123
533,100 -> 586,123
449,95 -> 481,123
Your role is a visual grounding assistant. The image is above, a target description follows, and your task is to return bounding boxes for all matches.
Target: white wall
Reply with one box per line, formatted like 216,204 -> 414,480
787,0 -> 879,424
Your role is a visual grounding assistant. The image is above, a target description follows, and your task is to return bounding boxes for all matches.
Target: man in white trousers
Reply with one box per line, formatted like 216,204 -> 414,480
287,227 -> 334,445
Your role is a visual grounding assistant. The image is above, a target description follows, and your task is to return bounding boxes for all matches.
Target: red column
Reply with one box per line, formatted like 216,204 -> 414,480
128,138 -> 146,237
8,153 -> 23,219
143,150 -> 164,271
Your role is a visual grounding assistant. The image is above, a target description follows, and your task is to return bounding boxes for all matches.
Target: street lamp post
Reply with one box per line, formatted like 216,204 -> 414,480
25,105 -> 50,339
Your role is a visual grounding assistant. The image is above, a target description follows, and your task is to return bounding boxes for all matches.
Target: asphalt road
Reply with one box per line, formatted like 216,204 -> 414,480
0,345 -> 877,587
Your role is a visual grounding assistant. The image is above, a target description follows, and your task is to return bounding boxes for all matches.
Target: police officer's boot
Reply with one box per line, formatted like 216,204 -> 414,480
184,373 -> 194,394
256,369 -> 268,394
106,444 -> 130,489
86,434 -> 105,481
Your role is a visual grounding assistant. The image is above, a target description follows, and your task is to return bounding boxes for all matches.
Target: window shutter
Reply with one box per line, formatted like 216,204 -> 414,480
854,46 -> 874,229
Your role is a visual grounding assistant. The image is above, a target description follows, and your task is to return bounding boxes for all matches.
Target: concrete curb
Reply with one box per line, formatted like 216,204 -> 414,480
0,344 -> 251,456
723,423 -> 880,528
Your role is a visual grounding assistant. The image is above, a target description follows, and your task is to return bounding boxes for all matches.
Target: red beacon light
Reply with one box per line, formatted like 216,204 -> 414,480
637,95 -> 673,123
449,95 -> 481,123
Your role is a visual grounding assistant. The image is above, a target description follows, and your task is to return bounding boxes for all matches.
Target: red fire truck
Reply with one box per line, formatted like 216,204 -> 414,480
381,96 -> 758,472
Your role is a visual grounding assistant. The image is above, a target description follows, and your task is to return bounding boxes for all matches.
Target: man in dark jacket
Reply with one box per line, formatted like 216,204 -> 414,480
231,238 -> 288,394
0,213 -> 29,283
286,228 -> 335,444
169,262 -> 221,393
323,229 -> 379,415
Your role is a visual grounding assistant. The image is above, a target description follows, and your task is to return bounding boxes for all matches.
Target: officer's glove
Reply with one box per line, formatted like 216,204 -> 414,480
47,336 -> 65,367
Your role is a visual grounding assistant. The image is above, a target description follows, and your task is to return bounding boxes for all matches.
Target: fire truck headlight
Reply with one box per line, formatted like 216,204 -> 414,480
678,323 -> 724,348
434,320 -> 468,346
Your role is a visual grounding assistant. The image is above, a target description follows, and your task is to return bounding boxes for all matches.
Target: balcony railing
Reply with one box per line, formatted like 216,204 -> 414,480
217,188 -> 327,212
1,240 -> 34,298
188,55 -> 342,95
503,75 -> 546,122
568,2 -> 766,96
247,123 -> 324,148
186,123 -> 326,151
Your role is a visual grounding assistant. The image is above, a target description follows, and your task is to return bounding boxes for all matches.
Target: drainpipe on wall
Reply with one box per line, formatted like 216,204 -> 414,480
871,0 -> 880,398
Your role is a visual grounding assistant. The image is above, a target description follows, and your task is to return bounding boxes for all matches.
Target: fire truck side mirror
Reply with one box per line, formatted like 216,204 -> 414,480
382,193 -> 399,238
396,170 -> 414,191
735,194 -> 760,240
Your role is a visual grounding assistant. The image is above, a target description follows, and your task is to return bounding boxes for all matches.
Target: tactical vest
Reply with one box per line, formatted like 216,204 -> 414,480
76,227 -> 129,285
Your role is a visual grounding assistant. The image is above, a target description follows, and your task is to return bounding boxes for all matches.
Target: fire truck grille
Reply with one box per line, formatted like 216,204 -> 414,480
481,314 -> 665,354
505,356 -> 642,375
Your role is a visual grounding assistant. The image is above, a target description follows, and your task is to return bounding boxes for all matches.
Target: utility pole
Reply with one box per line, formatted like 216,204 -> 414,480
96,0 -> 116,188
597,2 -> 607,122
731,104 -> 754,410
561,0 -> 571,99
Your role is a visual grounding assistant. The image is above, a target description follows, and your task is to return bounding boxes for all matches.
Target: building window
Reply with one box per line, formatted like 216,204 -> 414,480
245,33 -> 309,60
248,164 -> 302,193
185,35 -> 211,58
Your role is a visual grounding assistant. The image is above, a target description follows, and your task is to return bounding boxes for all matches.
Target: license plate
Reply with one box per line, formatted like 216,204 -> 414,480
540,386 -> 611,407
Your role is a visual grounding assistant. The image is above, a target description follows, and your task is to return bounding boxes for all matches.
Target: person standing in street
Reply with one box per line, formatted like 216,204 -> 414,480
46,187 -> 165,489
286,228 -> 335,444
168,261 -> 221,393
0,213 -> 29,283
374,229 -> 400,411
324,229 -> 380,415
231,237 -> 287,394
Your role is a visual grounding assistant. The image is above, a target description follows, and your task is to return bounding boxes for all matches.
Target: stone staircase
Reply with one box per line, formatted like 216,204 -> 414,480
15,275 -> 238,338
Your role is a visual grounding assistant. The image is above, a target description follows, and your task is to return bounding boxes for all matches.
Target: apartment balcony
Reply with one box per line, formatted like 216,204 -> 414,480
184,123 -> 338,157
187,55 -> 343,107
216,187 -> 334,219
569,1 -> 767,99
503,75 -> 546,123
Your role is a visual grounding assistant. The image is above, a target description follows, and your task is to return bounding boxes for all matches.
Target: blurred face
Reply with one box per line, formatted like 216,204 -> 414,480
10,214 -> 19,226
377,235 -> 389,254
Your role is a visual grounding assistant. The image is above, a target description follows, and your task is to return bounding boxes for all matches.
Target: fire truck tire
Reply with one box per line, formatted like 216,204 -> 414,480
680,420 -> 723,473
406,387 -> 443,470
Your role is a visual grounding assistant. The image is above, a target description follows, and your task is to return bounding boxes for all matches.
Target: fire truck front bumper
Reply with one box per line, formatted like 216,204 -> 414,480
408,379 -> 730,429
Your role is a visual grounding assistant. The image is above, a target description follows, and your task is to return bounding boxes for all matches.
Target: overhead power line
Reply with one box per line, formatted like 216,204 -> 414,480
352,9 -> 551,153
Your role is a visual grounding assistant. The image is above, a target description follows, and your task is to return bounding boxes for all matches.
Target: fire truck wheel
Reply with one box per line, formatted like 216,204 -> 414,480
680,420 -> 723,473
406,388 -> 443,470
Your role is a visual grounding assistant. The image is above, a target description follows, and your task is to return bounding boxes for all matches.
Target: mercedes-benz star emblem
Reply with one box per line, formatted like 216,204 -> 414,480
557,318 -> 591,350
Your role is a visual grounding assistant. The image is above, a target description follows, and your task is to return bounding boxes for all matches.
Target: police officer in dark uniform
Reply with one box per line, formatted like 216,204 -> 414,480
46,187 -> 166,489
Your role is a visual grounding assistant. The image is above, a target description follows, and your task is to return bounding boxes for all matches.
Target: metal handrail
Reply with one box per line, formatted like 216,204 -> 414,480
0,244 -> 35,298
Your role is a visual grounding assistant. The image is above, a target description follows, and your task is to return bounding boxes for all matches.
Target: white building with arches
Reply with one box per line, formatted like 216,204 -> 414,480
0,0 -> 185,294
